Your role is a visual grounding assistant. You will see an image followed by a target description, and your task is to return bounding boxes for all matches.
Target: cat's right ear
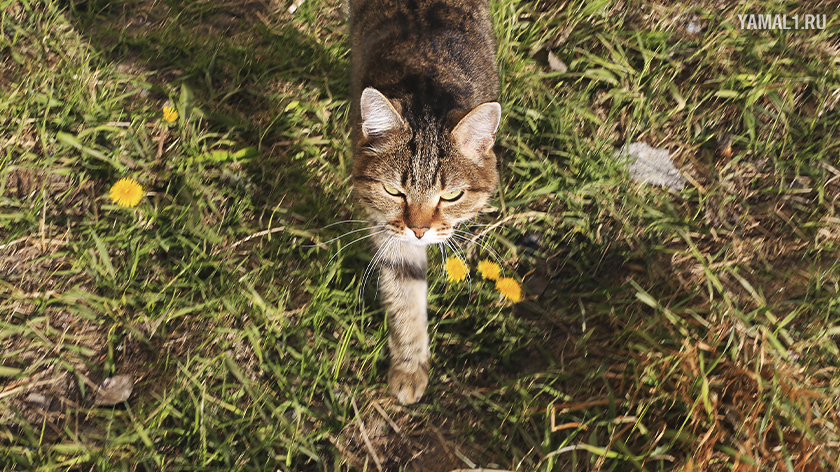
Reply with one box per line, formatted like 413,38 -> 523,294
452,102 -> 501,160
360,88 -> 405,138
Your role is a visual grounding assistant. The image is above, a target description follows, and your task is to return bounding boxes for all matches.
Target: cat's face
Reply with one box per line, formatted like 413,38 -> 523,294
353,88 -> 500,246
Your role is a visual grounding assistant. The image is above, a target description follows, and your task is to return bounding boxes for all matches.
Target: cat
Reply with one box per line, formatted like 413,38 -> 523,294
349,0 -> 501,404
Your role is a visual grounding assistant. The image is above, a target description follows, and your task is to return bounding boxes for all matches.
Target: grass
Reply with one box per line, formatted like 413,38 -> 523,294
1,0 -> 839,470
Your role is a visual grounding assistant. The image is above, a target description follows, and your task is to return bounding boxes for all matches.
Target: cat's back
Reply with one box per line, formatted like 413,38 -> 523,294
349,0 -> 498,117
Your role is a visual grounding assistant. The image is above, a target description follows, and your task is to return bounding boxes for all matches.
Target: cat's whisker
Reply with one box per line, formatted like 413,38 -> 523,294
453,228 -> 491,243
367,238 -> 392,293
452,230 -> 504,261
467,210 -> 548,241
359,236 -> 395,311
465,220 -> 507,229
453,227 -> 495,248
320,219 -> 371,229
462,219 -> 506,240
444,238 -> 472,296
370,237 -> 398,304
358,245 -> 382,312
451,231 -> 505,267
445,238 -> 470,272
437,243 -> 446,280
464,221 -> 508,243
465,222 -> 499,228
359,241 -> 384,307
302,224 -> 385,248
325,229 -> 389,268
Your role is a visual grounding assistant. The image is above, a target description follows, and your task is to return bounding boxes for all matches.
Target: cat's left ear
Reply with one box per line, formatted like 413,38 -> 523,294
452,102 -> 501,160
360,87 -> 405,138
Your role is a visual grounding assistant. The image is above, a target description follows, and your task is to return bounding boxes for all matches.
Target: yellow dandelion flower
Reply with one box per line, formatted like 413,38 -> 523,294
444,256 -> 469,282
477,259 -> 501,280
162,105 -> 178,123
495,277 -> 522,303
109,178 -> 144,208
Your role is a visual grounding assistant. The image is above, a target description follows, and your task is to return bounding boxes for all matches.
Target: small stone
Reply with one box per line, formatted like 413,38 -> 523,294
26,393 -> 51,408
94,375 -> 134,406
547,51 -> 568,73
614,142 -> 685,191
686,20 -> 702,34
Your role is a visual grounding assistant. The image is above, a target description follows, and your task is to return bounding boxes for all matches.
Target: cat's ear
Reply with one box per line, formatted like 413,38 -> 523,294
360,87 -> 405,138
452,102 -> 501,159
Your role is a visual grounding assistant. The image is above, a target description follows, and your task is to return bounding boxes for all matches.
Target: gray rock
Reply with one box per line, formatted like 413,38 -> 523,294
26,393 -> 51,409
686,20 -> 702,34
614,142 -> 685,191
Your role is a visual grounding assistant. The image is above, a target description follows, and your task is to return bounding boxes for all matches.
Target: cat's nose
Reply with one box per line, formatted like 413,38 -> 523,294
410,227 -> 429,239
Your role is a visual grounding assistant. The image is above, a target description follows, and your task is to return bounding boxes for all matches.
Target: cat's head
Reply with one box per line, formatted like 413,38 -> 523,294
352,87 -> 501,246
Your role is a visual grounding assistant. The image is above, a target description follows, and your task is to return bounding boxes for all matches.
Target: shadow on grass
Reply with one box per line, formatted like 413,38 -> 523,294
68,0 -> 350,218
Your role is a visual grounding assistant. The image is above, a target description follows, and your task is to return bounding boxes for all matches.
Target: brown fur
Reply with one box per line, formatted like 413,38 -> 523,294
349,0 -> 500,404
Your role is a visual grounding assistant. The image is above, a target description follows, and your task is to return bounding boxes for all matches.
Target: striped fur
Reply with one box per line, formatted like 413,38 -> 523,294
350,0 -> 500,404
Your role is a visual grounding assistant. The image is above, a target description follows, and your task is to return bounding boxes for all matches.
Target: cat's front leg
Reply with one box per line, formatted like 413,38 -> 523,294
378,242 -> 429,404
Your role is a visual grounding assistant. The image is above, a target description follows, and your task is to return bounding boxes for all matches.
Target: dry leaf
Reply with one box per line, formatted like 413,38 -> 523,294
94,375 -> 134,406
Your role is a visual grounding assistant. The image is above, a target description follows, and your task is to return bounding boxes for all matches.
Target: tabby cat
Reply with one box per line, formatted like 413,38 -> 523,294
349,0 -> 501,404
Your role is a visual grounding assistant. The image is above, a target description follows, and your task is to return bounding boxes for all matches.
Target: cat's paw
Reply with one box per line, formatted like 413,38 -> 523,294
388,361 -> 428,405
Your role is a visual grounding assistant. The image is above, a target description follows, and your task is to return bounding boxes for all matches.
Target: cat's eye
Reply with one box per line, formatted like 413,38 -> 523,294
383,184 -> 403,197
440,190 -> 464,202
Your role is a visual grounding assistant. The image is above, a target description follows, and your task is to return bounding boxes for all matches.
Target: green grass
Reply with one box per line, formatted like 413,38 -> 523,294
2,0 -> 839,470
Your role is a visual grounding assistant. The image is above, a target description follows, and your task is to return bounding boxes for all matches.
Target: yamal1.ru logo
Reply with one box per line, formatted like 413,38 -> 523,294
738,13 -> 826,30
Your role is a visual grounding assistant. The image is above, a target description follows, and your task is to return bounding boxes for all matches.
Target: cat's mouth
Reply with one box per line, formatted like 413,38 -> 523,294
388,226 -> 450,246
